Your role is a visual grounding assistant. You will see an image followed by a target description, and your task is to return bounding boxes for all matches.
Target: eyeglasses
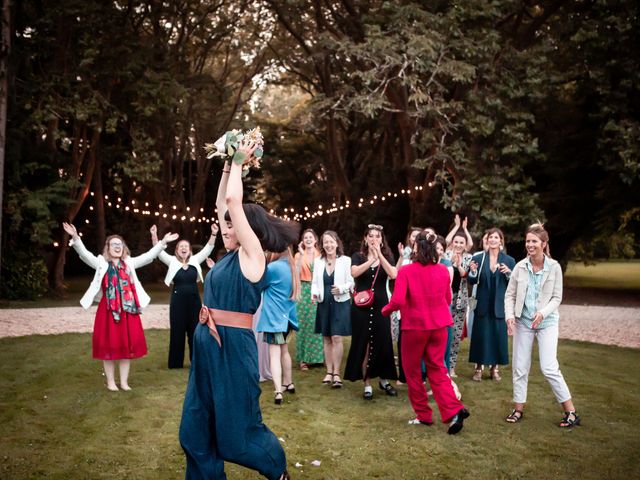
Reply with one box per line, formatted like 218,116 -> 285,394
367,224 -> 383,231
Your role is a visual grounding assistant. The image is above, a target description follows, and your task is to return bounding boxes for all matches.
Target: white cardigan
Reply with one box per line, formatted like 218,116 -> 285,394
69,237 -> 166,309
311,255 -> 354,303
157,243 -> 214,286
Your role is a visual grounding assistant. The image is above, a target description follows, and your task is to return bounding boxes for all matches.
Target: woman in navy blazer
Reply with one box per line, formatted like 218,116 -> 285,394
382,231 -> 469,434
467,227 -> 515,382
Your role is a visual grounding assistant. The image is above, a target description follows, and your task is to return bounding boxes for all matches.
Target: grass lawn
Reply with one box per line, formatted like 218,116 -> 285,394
1,331 -> 638,480
564,260 -> 640,290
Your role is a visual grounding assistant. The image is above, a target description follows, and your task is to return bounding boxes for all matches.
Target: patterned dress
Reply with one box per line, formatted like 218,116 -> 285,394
295,252 -> 324,364
444,250 -> 472,370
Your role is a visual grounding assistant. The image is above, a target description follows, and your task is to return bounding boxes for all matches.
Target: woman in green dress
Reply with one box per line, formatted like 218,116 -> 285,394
294,229 -> 324,370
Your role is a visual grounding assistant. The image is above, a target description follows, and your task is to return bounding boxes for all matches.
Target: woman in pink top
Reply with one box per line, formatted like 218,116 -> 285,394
382,231 -> 469,434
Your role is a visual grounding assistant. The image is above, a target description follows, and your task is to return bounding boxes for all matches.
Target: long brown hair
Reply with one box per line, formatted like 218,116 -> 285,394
300,228 -> 320,253
526,222 -> 551,257
102,235 -> 130,262
267,246 -> 301,300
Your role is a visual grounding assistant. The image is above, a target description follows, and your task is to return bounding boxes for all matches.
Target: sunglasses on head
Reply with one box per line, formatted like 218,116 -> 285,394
367,224 -> 383,231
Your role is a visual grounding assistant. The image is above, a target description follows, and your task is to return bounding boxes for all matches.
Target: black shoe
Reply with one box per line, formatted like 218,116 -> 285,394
363,389 -> 373,400
447,408 -> 470,435
283,383 -> 296,394
379,381 -> 398,396
274,392 -> 283,405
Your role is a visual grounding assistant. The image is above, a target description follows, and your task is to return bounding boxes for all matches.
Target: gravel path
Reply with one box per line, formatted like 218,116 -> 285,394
0,304 -> 638,349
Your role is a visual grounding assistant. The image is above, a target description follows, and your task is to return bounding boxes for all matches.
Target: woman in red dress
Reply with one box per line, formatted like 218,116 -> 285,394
63,222 -> 177,391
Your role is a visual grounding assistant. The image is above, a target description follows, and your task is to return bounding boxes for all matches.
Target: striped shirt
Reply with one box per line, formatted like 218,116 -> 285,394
520,256 -> 559,329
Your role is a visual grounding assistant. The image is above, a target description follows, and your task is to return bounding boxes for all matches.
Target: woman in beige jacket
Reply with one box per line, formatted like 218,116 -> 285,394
504,223 -> 580,428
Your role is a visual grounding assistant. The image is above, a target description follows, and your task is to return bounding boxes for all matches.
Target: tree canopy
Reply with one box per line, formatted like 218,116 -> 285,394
2,0 -> 638,297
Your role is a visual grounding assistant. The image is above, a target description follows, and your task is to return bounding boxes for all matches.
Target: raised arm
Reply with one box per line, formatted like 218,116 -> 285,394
226,141 -> 265,283
63,222 -> 100,269
461,217 -> 474,252
130,231 -> 177,269
216,160 -> 232,230
445,214 -> 461,248
150,225 -> 173,265
191,223 -> 218,264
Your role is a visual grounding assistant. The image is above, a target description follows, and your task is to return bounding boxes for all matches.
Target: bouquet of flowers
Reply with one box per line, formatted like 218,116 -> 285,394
204,127 -> 264,177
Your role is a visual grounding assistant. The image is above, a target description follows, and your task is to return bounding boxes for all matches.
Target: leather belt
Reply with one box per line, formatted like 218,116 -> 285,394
199,307 -> 253,347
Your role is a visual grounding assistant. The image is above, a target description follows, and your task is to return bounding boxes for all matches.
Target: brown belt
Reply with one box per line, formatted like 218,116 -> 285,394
199,307 -> 253,347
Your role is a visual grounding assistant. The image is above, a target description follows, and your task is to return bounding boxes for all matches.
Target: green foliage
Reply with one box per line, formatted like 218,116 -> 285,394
0,251 -> 49,300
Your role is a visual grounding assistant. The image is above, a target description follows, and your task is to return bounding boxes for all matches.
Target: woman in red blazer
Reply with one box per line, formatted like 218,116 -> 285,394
382,231 -> 469,434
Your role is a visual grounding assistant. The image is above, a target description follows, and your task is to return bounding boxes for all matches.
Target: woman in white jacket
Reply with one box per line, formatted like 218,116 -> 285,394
504,223 -> 580,428
312,230 -> 354,388
150,223 -> 218,368
62,222 -> 177,391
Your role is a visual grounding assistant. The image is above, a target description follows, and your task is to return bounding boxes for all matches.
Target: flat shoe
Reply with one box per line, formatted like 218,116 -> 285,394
447,408 -> 470,435
331,375 -> 343,389
408,418 -> 433,426
379,382 -> 398,396
322,372 -> 333,385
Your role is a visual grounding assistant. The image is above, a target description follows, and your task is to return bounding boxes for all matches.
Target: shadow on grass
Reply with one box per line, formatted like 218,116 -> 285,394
1,331 -> 638,479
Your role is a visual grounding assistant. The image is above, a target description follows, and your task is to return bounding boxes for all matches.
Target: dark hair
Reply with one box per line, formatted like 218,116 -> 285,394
319,230 -> 344,258
525,222 -> 551,257
485,227 -> 506,253
412,231 -> 438,265
435,235 -> 447,255
405,227 -> 423,248
301,228 -> 320,252
224,204 -> 300,252
359,226 -> 394,261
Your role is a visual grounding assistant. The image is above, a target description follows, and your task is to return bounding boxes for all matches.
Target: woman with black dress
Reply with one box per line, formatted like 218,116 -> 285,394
150,223 -> 218,368
344,224 -> 398,400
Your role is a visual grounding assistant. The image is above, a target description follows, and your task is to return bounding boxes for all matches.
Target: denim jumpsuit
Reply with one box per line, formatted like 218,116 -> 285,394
179,250 -> 286,479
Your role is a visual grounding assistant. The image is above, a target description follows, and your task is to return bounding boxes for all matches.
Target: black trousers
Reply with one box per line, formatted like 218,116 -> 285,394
169,290 -> 201,369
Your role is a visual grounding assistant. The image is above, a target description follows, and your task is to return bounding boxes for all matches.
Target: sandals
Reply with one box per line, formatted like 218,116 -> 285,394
299,362 -> 309,371
472,368 -> 483,382
506,409 -> 524,423
274,391 -> 283,405
331,374 -> 343,389
559,411 -> 581,428
283,383 -> 296,394
490,367 -> 502,381
322,372 -> 333,385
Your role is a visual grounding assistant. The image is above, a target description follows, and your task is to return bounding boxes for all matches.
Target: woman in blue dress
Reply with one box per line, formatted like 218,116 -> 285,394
257,248 -> 300,405
179,140 -> 299,480
467,227 -> 516,382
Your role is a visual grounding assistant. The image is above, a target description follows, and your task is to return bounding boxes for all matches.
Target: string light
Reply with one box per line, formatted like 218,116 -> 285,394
79,184 -> 429,227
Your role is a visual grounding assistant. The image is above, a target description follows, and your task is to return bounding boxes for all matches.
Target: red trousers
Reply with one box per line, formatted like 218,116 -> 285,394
401,328 -> 464,424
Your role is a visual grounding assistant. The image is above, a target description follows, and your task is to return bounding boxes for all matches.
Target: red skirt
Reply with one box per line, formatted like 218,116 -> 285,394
93,296 -> 148,360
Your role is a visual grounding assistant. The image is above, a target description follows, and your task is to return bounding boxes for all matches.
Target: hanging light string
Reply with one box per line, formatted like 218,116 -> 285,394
86,185 -> 427,222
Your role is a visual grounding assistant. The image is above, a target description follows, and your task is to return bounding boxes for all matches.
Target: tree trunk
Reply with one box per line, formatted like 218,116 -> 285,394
93,152 -> 105,249
0,0 -> 10,279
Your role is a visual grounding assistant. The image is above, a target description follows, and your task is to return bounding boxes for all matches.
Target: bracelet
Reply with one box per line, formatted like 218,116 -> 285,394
222,169 -> 230,173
